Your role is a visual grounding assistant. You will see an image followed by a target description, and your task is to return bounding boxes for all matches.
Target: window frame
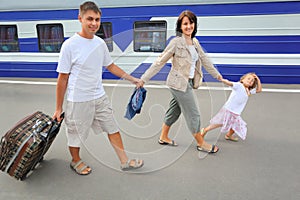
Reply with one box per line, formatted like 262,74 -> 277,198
36,23 -> 64,53
133,20 -> 167,52
96,22 -> 113,52
0,25 -> 20,52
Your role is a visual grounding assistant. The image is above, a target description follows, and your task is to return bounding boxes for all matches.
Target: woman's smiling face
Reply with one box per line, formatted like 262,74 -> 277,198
181,16 -> 195,38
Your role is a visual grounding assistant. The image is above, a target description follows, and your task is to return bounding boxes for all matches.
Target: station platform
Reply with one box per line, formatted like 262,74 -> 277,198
1,79 -> 299,200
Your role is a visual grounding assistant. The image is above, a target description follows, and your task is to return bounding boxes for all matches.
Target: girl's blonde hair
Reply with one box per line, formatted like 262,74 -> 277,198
240,72 -> 258,90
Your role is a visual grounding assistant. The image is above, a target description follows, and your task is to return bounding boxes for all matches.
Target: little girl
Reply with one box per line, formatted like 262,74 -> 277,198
201,73 -> 262,141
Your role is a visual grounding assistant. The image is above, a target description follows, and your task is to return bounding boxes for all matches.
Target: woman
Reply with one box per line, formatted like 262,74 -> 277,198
137,10 -> 222,153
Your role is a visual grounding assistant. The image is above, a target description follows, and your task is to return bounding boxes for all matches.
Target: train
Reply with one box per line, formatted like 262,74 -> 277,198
0,0 -> 300,84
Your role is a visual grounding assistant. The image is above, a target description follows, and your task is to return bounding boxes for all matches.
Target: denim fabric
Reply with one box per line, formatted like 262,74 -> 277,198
124,87 -> 147,120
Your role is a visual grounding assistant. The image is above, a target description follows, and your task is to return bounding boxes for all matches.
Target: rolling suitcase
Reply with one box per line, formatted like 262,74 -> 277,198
0,111 -> 64,180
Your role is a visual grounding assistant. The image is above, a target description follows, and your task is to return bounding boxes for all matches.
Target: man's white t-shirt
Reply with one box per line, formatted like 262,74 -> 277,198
57,33 -> 113,102
224,82 -> 256,115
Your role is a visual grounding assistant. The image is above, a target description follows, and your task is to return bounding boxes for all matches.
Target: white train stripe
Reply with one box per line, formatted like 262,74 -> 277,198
153,14 -> 300,36
1,53 -> 299,66
0,80 -> 299,93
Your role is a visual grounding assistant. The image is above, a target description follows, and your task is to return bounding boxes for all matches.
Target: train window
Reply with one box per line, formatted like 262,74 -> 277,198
0,25 -> 19,52
134,21 -> 167,52
36,24 -> 64,52
96,22 -> 113,52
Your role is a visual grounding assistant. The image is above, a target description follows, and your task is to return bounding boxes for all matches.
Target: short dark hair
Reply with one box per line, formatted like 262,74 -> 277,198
79,1 -> 102,16
176,10 -> 197,38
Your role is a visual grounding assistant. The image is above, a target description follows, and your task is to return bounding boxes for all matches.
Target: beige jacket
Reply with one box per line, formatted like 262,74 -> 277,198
141,36 -> 221,92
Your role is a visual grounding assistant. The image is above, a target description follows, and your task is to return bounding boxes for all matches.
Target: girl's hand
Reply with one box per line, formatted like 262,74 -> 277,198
252,74 -> 259,79
221,78 -> 233,86
252,74 -> 262,93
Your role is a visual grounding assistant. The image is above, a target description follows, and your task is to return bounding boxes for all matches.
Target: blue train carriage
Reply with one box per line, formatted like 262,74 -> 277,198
0,0 -> 299,84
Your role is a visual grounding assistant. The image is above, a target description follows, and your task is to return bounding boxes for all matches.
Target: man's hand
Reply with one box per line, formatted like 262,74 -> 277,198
136,79 -> 145,88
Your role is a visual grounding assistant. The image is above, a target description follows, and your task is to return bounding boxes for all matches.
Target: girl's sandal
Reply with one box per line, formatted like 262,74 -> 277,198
121,159 -> 144,171
225,135 -> 239,142
200,128 -> 207,137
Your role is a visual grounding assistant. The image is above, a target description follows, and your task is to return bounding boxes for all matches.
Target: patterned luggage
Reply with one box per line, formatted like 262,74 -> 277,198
0,111 -> 64,180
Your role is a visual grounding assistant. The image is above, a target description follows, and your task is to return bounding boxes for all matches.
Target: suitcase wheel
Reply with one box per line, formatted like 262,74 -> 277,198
39,156 -> 44,162
20,172 -> 28,181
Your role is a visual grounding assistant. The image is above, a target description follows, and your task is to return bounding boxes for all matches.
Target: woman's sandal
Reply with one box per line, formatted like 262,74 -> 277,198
197,144 -> 219,154
70,160 -> 92,175
158,139 -> 178,146
121,159 -> 144,171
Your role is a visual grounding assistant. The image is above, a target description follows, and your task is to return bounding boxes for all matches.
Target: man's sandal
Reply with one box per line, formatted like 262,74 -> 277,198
121,159 -> 144,171
70,160 -> 92,175
197,144 -> 219,154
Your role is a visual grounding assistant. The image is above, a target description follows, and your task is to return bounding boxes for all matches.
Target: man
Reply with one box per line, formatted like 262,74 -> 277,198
53,1 -> 143,175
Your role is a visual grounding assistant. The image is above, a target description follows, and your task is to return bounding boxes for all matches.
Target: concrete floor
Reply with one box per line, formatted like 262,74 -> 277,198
0,79 -> 299,200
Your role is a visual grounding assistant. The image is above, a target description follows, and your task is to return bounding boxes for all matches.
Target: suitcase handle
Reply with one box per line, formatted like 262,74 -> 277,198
44,112 -> 64,140
28,112 -> 65,173
32,112 -> 65,141
53,112 -> 65,124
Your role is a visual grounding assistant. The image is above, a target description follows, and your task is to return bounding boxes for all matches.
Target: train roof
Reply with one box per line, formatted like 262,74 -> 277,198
0,0 -> 297,11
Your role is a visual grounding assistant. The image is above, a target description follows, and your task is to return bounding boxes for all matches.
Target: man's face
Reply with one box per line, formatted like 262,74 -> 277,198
79,10 -> 101,38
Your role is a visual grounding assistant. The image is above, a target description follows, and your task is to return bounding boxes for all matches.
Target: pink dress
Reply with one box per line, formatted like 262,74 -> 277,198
210,107 -> 247,140
210,82 -> 256,140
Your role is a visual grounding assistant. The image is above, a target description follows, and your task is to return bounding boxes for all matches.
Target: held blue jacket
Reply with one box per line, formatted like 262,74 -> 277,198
124,87 -> 147,120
